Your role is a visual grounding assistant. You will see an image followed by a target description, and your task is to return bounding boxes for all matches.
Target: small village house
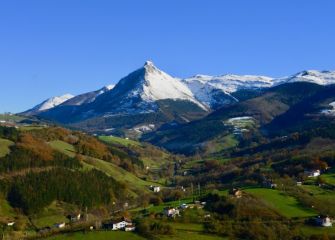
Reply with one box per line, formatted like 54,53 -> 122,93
164,207 -> 180,218
68,213 -> 81,222
7,221 -> 15,227
150,185 -> 161,193
180,203 -> 188,209
125,224 -> 136,232
305,169 -> 321,178
316,216 -> 333,227
112,220 -> 128,230
54,222 -> 66,229
103,217 -> 133,231
229,188 -> 242,198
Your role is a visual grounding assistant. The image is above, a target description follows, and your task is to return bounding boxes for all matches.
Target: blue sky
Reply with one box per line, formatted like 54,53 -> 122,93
1,0 -> 335,113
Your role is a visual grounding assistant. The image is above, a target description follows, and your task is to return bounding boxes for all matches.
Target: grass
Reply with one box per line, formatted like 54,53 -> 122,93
300,226 -> 335,236
31,202 -> 72,229
47,140 -> 157,194
160,231 -> 225,240
99,135 -> 141,147
0,197 -> 16,221
19,125 -> 46,131
204,134 -> 239,154
45,231 -> 146,240
100,135 -> 170,169
245,188 -> 316,218
322,172 -> 335,186
82,157 -> 153,195
0,138 -> 14,157
160,222 -> 225,240
0,114 -> 26,122
300,185 -> 335,202
49,140 -> 76,157
42,222 -> 223,240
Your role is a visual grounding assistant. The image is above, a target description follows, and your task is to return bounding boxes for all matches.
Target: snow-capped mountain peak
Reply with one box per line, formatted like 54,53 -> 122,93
277,70 -> 335,86
144,60 -> 155,67
141,61 -> 199,102
23,93 -> 74,115
106,61 -> 209,111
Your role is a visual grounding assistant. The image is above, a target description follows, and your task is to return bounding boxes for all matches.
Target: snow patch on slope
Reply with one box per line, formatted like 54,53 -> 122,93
35,94 -> 74,111
184,74 -> 274,94
321,102 -> 335,116
276,70 -> 335,86
183,74 -> 272,108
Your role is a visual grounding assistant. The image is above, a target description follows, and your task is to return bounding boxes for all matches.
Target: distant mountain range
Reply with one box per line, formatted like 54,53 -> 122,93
22,61 -> 335,141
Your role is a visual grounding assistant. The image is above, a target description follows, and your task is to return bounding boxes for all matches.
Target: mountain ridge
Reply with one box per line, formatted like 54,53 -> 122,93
22,61 -> 335,135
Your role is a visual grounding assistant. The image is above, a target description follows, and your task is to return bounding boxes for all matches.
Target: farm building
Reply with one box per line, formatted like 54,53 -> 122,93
54,222 -> 66,229
68,213 -> 81,222
125,224 -> 136,232
103,217 -> 133,231
164,207 -> 180,218
305,169 -> 321,178
229,188 -> 243,198
316,216 -> 333,227
7,221 -> 15,227
150,185 -> 161,193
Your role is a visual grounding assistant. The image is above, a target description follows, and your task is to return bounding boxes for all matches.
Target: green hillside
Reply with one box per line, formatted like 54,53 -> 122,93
0,138 -> 14,157
245,188 -> 316,218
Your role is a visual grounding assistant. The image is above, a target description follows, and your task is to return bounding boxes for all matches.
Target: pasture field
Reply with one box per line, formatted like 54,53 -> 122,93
99,135 -> 141,147
45,231 -> 146,240
245,188 -> 316,218
49,140 -> 76,157
48,139 -> 155,195
0,197 -> 15,221
300,185 -> 335,202
161,223 -> 225,240
0,138 -> 14,157
44,223 -> 224,240
300,226 -> 335,236
322,172 -> 335,185
30,201 -> 72,229
0,114 -> 26,122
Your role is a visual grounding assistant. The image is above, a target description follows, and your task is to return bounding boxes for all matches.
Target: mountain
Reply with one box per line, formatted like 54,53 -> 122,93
23,62 -> 335,137
264,84 -> 335,135
183,74 -> 273,108
86,60 -> 208,114
143,82 -> 329,154
23,94 -> 74,116
59,84 -> 115,106
35,61 -> 209,134
276,70 -> 335,86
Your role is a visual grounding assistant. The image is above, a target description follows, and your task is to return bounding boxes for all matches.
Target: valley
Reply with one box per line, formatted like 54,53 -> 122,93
1,65 -> 335,240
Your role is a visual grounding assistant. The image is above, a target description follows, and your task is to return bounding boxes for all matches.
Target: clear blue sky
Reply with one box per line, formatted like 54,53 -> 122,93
1,0 -> 335,113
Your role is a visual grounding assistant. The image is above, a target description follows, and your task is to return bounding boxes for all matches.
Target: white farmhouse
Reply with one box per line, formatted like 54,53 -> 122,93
164,207 -> 180,218
305,169 -> 321,178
